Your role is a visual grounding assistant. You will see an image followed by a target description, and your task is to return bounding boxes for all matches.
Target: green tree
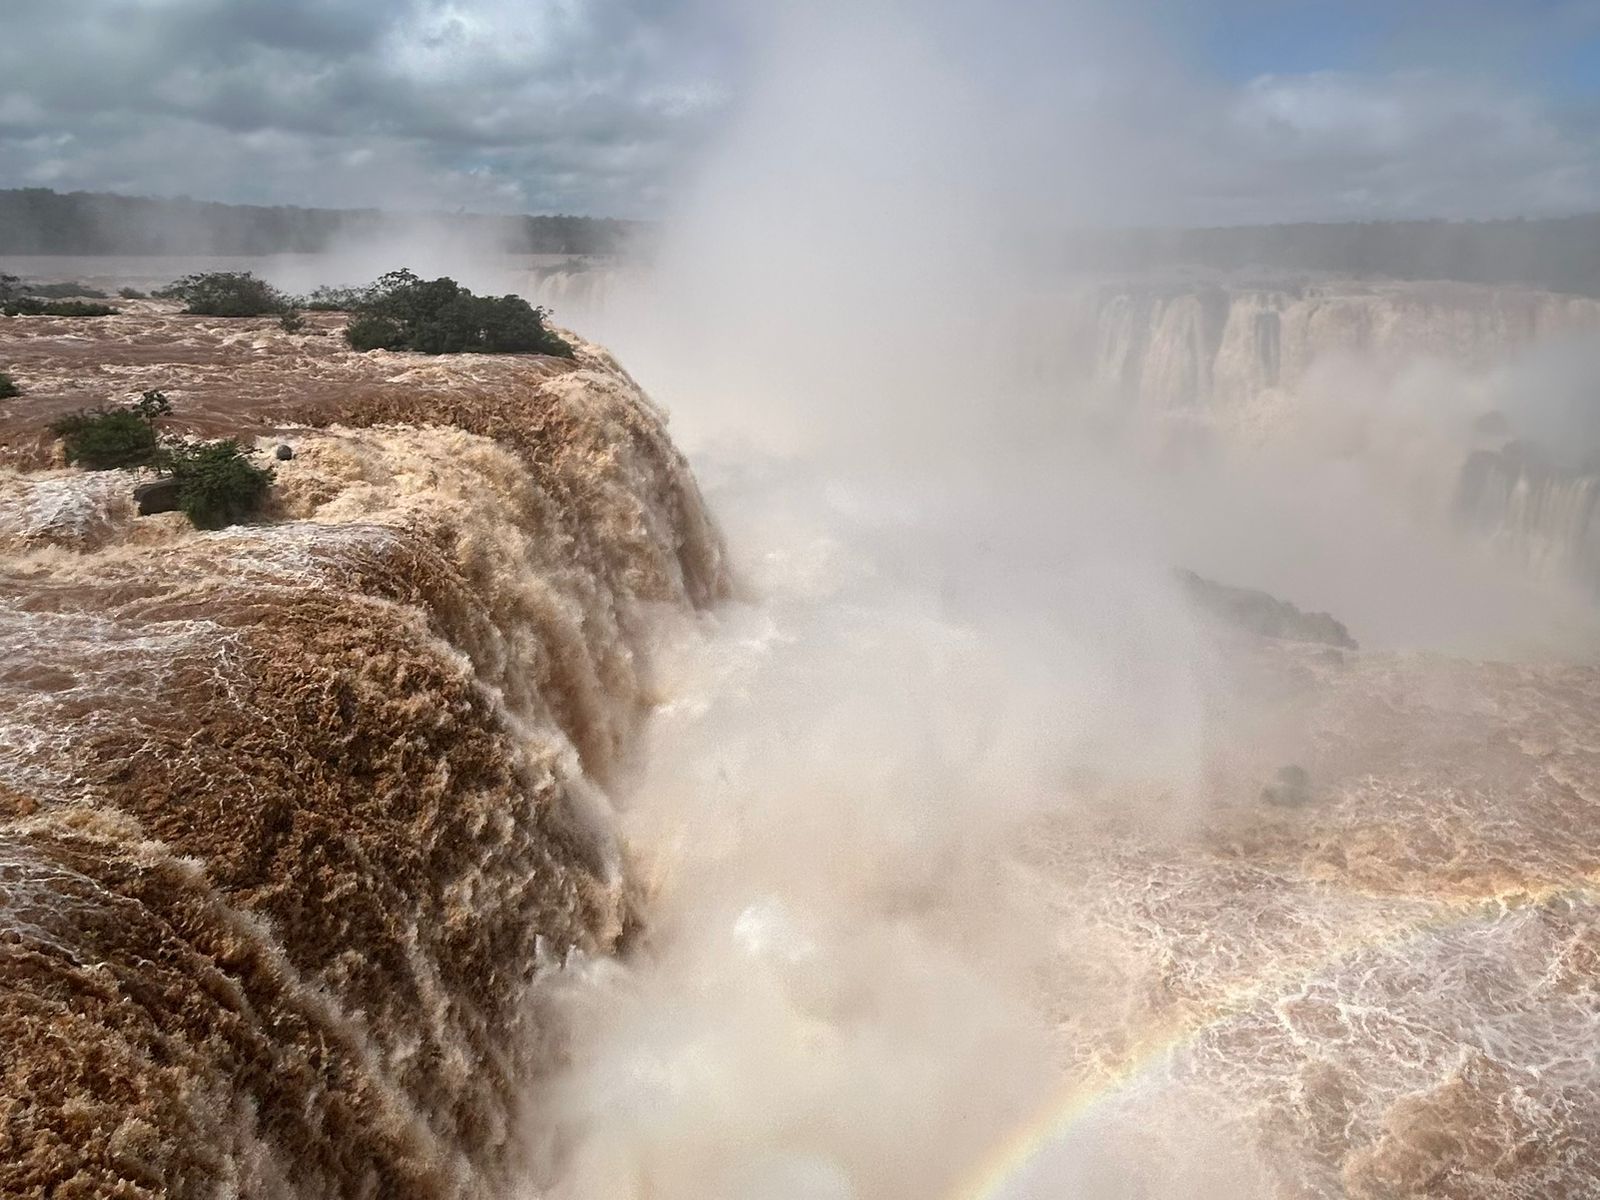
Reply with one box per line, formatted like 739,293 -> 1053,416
156,271 -> 288,317
50,391 -> 170,469
25,282 -> 108,298
299,284 -> 369,311
156,439 -> 275,529
343,268 -> 573,357
3,298 -> 118,316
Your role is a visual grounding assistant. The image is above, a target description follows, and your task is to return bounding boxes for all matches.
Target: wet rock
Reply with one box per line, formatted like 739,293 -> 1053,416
1175,568 -> 1358,650
274,444 -> 294,461
133,476 -> 181,516
1262,764 -> 1312,806
1473,410 -> 1512,437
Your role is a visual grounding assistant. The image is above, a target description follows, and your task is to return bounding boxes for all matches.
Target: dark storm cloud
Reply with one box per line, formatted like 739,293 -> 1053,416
0,0 -> 737,215
3,0 -> 1600,220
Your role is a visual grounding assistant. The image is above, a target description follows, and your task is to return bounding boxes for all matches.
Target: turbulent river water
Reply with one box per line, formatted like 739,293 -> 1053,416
2,281 -> 1600,1199
528,268 -> 1600,1200
533,457 -> 1600,1200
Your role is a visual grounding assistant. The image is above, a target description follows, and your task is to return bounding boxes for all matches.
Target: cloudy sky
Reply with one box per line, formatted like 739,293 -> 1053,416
3,0 -> 1600,223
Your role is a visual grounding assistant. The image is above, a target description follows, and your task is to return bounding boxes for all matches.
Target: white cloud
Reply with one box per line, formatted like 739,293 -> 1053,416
1216,70 -> 1600,219
1,0 -> 1599,221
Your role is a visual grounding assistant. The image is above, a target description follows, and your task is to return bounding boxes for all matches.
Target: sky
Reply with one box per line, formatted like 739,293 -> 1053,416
3,0 -> 1600,223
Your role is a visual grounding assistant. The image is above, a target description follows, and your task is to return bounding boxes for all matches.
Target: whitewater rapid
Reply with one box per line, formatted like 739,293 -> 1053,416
524,443 -> 1600,1200
504,261 -> 1600,1198
5,292 -> 1600,1198
0,312 -> 725,1198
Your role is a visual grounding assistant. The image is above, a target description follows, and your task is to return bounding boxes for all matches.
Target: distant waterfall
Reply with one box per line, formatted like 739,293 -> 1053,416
1069,280 -> 1600,415
1456,446 -> 1600,594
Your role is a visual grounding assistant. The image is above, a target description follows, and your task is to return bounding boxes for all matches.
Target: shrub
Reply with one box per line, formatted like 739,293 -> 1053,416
133,390 -> 173,421
343,268 -> 573,357
26,281 -> 109,299
0,371 -> 19,399
279,309 -> 306,333
3,298 -> 118,316
342,312 -> 404,351
118,286 -> 147,300
50,391 -> 170,469
156,438 -> 274,529
0,278 -> 112,309
300,284 -> 368,311
156,271 -> 289,317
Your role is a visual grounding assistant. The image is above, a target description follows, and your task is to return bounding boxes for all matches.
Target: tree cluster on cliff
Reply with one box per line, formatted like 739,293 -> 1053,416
343,269 -> 573,356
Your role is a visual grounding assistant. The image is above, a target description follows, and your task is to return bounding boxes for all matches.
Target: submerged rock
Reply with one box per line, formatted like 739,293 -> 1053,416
1175,568 -> 1358,650
1262,763 -> 1313,806
133,475 -> 181,515
274,443 -> 294,461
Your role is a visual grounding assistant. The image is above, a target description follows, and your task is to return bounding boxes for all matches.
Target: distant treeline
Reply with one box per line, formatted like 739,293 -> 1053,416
1057,215 -> 1600,297
0,188 -> 641,256
8,188 -> 1600,296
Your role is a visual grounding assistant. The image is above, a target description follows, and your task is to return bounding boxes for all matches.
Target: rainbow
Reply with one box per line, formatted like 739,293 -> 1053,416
949,877 -> 1600,1200
950,1022 -> 1194,1200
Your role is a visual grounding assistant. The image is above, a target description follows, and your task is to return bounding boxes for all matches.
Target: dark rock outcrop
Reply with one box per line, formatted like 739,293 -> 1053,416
133,475 -> 180,515
1261,763 -> 1313,806
1176,568 -> 1358,650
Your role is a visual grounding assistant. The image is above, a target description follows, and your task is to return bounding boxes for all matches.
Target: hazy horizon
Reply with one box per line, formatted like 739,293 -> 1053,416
18,183 -> 1600,230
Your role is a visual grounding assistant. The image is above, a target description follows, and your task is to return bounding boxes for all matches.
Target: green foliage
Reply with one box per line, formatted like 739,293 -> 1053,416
155,438 -> 274,529
279,309 -> 306,333
3,298 -> 118,316
118,286 -> 147,299
343,268 -> 573,357
46,386 -> 271,527
0,275 -> 113,312
299,284 -> 368,311
52,409 -> 157,468
342,312 -> 405,351
156,271 -> 288,317
50,390 -> 170,469
25,281 -> 108,299
133,389 -> 173,421
0,371 -> 19,399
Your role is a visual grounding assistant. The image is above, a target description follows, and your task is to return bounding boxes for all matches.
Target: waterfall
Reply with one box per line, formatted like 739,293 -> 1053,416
1456,445 -> 1600,594
1072,279 -> 1600,416
0,341 -> 726,1198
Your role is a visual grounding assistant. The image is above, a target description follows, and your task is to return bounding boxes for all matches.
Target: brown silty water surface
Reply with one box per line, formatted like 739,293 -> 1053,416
1011,634 -> 1600,1199
0,305 -> 727,1197
5,304 -> 1600,1199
